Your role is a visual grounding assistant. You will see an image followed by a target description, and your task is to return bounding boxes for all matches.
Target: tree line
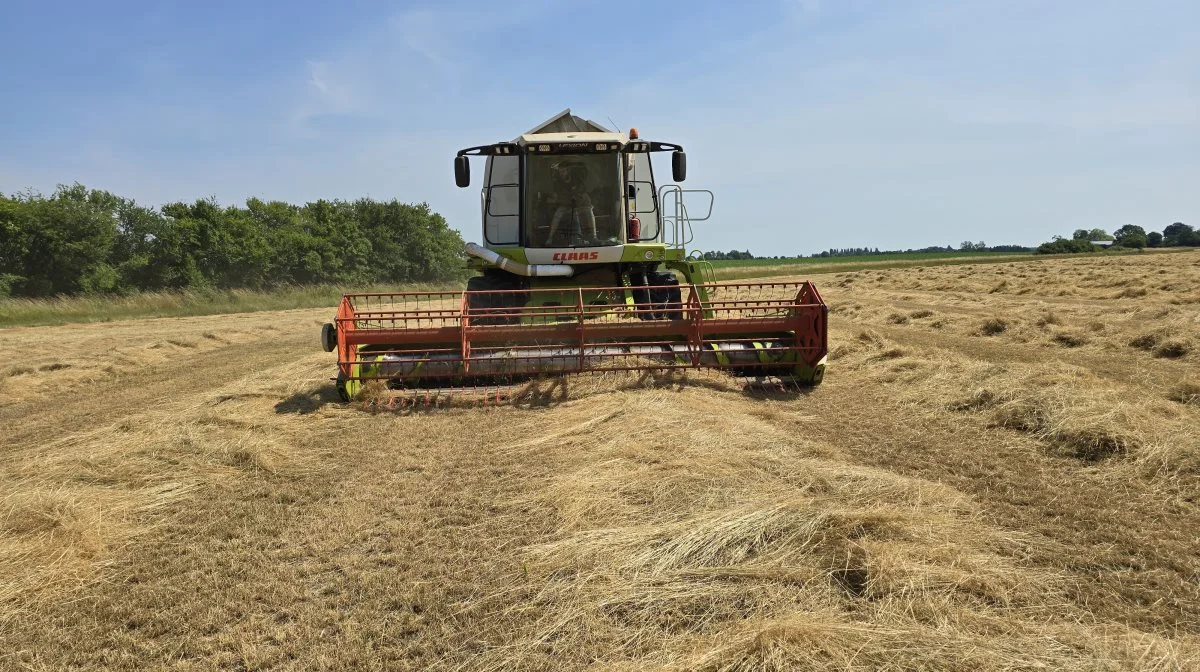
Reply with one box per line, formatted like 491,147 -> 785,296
809,243 -> 1032,258
704,243 -> 1035,261
1036,223 -> 1198,254
699,249 -> 757,260
0,183 -> 468,298
3,182 -> 1193,298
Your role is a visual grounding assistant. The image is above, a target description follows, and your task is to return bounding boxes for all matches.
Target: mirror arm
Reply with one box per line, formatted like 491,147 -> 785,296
458,143 -> 520,157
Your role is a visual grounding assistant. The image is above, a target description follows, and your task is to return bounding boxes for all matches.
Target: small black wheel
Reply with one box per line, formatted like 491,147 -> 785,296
320,322 -> 337,352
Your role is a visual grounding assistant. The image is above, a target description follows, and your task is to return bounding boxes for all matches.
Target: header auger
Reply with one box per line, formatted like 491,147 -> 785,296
320,109 -> 828,401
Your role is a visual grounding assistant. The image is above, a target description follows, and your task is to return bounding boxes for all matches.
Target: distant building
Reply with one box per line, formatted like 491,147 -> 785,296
1090,240 -> 1114,247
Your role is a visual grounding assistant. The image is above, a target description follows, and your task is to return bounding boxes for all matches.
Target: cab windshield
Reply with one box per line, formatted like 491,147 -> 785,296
525,153 -> 622,248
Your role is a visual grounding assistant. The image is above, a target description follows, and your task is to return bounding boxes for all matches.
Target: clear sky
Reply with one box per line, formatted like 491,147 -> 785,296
2,0 -> 1197,254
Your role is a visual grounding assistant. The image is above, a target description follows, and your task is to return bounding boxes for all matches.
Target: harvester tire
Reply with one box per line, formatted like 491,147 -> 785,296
639,273 -> 683,321
466,274 -> 526,325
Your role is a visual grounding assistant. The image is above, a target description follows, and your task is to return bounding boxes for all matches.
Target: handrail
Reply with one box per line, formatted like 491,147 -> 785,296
659,185 -> 714,250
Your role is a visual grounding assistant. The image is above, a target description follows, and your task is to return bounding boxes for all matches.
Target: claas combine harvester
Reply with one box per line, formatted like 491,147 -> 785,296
320,110 -> 828,401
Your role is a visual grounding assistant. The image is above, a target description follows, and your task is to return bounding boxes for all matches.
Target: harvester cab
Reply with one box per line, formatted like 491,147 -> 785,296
320,110 -> 828,401
452,117 -> 697,324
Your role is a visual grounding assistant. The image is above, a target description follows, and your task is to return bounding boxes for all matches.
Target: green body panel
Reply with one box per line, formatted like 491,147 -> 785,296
463,242 -> 718,316
663,259 -> 711,305
618,244 -> 687,263
336,362 -> 367,401
467,244 -> 688,272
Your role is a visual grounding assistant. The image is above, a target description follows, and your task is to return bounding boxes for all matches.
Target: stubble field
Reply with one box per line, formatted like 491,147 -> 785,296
1,252 -> 1198,670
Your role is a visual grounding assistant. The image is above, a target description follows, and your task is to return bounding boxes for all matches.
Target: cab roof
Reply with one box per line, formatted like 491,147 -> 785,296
521,108 -> 611,135
517,131 -> 628,146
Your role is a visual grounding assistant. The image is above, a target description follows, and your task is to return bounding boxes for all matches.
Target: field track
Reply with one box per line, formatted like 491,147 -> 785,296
2,252 -> 1198,670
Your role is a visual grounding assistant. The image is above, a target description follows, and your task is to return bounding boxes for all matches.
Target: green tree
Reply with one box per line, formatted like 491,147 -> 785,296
5,184 -> 123,296
1147,231 -> 1163,247
351,199 -> 466,283
107,198 -> 170,292
1073,228 -> 1112,241
158,198 -> 248,289
0,195 -> 30,296
1113,224 -> 1147,249
1162,222 -> 1193,246
1,182 -> 466,296
1036,236 -> 1095,254
295,199 -> 372,285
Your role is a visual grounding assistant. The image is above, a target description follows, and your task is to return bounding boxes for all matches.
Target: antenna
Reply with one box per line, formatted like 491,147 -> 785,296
606,116 -> 622,133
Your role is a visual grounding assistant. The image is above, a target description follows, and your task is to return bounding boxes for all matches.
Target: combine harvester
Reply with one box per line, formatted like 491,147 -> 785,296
320,110 -> 827,401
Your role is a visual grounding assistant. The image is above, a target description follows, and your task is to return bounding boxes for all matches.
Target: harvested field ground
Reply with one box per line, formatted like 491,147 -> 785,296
1,252 -> 1198,670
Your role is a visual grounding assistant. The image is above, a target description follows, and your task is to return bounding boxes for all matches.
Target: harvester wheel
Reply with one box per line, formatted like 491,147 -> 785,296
466,274 -> 526,325
639,273 -> 683,321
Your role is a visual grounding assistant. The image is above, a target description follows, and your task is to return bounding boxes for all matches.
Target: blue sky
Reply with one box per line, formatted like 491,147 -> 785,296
2,0 -> 1197,254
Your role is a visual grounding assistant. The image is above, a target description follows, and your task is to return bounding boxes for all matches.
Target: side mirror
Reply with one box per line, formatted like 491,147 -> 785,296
454,155 -> 470,188
626,183 -> 637,199
672,150 -> 687,182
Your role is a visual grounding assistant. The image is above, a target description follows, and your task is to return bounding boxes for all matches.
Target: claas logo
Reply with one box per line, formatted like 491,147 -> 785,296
552,251 -> 600,261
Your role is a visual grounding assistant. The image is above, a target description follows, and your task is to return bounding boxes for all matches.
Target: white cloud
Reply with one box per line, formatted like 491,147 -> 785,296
307,60 -> 330,96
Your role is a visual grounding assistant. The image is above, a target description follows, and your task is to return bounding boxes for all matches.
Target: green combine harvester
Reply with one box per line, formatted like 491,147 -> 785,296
320,110 -> 827,400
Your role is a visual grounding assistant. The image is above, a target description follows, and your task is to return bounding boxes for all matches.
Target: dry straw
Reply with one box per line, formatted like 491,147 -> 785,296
1,251 -> 1197,669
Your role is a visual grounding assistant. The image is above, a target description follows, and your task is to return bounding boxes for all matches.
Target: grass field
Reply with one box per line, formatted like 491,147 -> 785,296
706,248 -> 1178,281
0,283 -> 461,329
705,250 -> 1031,266
1,251 -> 1198,670
709,252 -> 1040,280
1,249 -> 1171,329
